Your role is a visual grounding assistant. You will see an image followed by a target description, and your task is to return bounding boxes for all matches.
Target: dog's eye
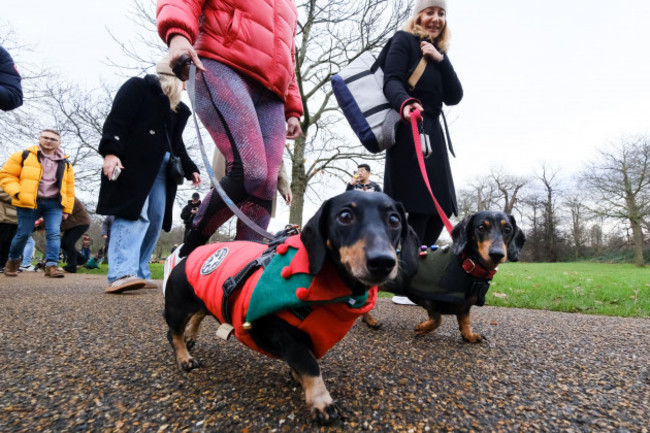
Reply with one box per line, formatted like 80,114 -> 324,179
388,214 -> 401,229
337,210 -> 354,225
477,224 -> 487,232
503,226 -> 513,235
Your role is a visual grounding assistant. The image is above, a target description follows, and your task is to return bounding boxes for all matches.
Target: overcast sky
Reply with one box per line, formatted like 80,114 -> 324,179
5,0 -> 650,227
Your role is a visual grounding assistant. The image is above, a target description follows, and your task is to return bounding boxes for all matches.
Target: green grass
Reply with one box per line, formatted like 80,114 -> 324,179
78,262 -> 649,318
485,262 -> 650,318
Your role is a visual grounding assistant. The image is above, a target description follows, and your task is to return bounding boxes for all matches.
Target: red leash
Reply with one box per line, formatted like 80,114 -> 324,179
409,109 -> 454,237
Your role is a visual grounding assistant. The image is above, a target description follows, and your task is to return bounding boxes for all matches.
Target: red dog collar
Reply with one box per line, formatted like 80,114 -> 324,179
461,254 -> 498,280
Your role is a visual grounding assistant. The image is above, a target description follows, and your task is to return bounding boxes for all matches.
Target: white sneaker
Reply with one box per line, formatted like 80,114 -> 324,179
19,264 -> 36,272
392,295 -> 417,306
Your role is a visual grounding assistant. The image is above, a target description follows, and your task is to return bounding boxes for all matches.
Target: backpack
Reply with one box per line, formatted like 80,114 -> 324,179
331,38 -> 427,154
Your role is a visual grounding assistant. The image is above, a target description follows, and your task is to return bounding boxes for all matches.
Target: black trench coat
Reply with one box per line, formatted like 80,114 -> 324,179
97,74 -> 199,231
383,31 -> 463,215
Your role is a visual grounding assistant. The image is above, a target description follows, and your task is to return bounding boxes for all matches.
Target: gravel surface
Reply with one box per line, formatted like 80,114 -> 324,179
1,272 -> 648,432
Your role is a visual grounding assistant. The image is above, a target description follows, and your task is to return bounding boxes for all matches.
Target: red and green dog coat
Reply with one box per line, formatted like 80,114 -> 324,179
182,235 -> 377,359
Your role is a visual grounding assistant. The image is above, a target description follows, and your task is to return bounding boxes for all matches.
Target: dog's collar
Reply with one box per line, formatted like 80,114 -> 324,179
461,253 -> 498,280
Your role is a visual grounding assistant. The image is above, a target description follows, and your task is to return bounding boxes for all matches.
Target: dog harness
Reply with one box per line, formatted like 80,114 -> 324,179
184,235 -> 377,359
407,246 -> 496,306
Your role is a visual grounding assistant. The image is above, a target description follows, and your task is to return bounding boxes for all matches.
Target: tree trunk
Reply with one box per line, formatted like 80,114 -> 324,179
289,135 -> 308,226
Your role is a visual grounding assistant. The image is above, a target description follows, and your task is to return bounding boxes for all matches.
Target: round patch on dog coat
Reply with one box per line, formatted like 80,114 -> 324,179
200,248 -> 229,275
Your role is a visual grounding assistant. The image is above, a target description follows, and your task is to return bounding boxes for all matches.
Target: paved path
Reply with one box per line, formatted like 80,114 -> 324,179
1,272 -> 648,432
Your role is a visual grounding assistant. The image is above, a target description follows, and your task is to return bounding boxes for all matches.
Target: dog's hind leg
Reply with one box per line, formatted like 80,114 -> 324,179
184,310 -> 207,351
457,312 -> 483,343
164,260 -> 207,371
250,315 -> 340,425
415,313 -> 442,336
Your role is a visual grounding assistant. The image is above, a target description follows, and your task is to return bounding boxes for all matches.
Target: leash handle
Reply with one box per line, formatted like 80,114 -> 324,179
410,109 -> 454,237
187,63 -> 274,241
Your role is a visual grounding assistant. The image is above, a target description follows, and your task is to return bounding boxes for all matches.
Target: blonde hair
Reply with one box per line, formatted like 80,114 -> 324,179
403,11 -> 451,53
158,74 -> 183,112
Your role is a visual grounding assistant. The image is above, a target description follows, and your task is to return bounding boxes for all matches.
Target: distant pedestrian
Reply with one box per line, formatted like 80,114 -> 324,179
97,56 -> 201,293
60,197 -> 91,273
346,164 -> 382,193
80,233 -> 92,263
0,185 -> 17,273
0,129 -> 74,278
180,192 -> 201,237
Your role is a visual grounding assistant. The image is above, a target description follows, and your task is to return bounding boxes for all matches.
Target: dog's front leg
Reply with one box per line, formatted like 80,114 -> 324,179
290,365 -> 339,424
457,312 -> 483,343
250,316 -> 340,424
361,311 -> 381,329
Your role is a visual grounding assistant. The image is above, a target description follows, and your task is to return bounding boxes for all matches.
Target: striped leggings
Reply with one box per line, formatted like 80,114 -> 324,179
191,59 -> 286,242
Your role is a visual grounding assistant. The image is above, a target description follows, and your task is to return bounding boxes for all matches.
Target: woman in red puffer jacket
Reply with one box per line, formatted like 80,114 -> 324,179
157,0 -> 303,254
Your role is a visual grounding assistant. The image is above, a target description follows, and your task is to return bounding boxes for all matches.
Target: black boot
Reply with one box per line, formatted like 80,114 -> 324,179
179,228 -> 210,257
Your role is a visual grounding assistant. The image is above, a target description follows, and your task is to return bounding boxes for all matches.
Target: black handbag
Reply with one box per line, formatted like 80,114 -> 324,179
165,127 -> 185,185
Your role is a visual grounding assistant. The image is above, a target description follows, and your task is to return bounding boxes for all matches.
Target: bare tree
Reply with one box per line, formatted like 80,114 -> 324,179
288,0 -> 409,224
580,135 -> 650,267
565,194 -> 590,259
537,163 -> 562,262
490,167 -> 529,214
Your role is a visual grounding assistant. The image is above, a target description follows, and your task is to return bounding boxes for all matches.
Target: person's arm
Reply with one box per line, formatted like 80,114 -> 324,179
383,32 -> 419,119
0,46 -> 23,111
438,54 -> 463,106
0,150 -> 24,199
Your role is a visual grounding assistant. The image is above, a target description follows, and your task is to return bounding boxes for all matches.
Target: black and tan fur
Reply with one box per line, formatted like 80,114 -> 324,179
163,191 -> 419,424
364,211 -> 525,343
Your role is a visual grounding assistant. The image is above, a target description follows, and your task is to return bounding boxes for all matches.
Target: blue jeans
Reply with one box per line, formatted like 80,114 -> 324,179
21,236 -> 35,267
9,198 -> 63,267
107,153 -> 169,283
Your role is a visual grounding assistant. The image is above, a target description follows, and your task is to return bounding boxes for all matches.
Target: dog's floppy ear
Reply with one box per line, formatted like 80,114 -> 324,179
506,214 -> 526,262
451,214 -> 473,256
399,225 -> 420,279
300,198 -> 332,275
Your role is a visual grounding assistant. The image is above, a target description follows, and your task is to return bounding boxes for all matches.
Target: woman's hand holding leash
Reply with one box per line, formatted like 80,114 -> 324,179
402,101 -> 424,122
168,35 -> 205,80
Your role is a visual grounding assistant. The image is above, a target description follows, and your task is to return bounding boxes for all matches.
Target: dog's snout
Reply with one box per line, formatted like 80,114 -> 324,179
489,248 -> 505,262
366,252 -> 396,277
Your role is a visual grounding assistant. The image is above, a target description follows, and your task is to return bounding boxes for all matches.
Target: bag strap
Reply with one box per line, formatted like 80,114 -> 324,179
410,109 -> 454,237
408,57 -> 427,91
187,63 -> 274,241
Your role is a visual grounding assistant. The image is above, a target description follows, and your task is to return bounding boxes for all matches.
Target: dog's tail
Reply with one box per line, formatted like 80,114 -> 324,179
163,245 -> 185,296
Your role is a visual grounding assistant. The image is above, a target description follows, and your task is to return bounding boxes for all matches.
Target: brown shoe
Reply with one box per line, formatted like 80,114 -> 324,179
142,280 -> 159,289
4,259 -> 20,277
45,265 -> 65,278
105,276 -> 146,294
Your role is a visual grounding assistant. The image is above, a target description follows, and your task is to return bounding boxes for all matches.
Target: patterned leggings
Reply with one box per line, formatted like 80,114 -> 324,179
191,59 -> 286,242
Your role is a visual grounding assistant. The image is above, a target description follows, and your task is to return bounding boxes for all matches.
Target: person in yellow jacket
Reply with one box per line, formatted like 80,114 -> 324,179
0,129 -> 74,277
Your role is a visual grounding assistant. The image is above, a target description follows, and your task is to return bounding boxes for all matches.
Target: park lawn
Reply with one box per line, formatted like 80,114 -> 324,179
483,262 -> 649,318
81,262 -> 649,318
377,262 -> 649,318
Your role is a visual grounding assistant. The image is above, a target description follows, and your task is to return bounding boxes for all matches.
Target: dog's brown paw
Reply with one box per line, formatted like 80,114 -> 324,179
414,320 -> 436,336
461,333 -> 484,343
310,401 -> 340,425
362,313 -> 381,330
179,357 -> 201,371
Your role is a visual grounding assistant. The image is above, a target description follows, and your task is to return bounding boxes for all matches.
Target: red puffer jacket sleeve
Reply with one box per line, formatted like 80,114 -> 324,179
156,0 -> 205,45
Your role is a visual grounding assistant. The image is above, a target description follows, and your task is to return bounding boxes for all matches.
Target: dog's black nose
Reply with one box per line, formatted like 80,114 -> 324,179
366,253 -> 396,277
489,250 -> 505,262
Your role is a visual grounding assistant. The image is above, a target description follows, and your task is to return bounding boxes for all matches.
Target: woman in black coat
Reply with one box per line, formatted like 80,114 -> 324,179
383,0 -> 463,246
97,57 -> 201,293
